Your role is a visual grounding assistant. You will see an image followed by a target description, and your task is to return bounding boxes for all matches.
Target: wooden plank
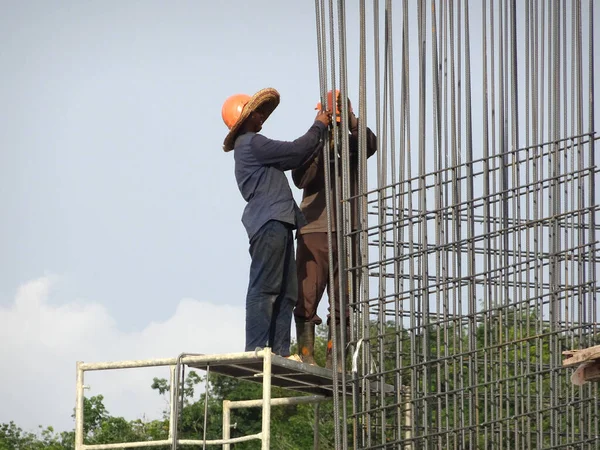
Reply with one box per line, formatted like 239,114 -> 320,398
583,360 -> 600,382
570,360 -> 600,385
562,344 -> 600,367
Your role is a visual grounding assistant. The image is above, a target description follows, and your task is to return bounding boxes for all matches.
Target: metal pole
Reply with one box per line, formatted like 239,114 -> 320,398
313,403 -> 320,450
260,349 -> 272,450
168,366 -> 176,441
222,400 -> 231,450
202,364 -> 211,450
228,395 -> 328,409
75,361 -> 84,450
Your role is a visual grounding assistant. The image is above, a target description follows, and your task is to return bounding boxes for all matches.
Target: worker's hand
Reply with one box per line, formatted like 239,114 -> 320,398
315,109 -> 332,127
349,110 -> 358,129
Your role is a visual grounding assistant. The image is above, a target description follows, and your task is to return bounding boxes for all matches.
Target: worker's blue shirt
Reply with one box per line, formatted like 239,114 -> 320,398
233,121 -> 327,241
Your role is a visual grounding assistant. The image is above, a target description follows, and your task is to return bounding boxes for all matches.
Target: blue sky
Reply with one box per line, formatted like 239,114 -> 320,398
1,0 -> 598,435
1,1 -> 326,331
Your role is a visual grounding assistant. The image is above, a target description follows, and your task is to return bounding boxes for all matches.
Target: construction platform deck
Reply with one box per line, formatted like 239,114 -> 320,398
189,353 -> 338,396
188,351 -> 398,396
189,352 -> 395,397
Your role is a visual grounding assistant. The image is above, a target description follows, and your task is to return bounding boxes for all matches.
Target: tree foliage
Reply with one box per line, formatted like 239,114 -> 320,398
0,422 -> 71,450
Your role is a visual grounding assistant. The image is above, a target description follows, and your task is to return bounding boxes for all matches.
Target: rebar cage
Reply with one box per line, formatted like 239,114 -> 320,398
314,1 -> 600,448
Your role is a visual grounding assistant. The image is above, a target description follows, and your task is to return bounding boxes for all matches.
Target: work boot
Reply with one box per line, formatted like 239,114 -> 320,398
296,321 -> 317,365
326,324 -> 348,372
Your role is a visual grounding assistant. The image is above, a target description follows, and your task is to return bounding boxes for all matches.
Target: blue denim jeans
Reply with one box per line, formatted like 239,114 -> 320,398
245,220 -> 297,356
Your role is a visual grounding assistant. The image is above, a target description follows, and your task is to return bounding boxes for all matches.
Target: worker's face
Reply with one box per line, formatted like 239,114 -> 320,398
247,109 -> 266,132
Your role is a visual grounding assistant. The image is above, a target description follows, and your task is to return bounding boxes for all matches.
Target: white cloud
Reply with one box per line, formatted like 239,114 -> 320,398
0,275 -> 245,432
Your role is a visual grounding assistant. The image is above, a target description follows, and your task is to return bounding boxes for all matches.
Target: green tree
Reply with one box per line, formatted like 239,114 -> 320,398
0,422 -> 69,450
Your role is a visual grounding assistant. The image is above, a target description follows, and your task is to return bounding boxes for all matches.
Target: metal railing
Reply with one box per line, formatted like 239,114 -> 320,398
74,349 -> 329,450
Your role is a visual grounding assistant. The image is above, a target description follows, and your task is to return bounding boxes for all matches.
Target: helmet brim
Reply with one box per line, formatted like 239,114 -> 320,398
223,88 -> 280,152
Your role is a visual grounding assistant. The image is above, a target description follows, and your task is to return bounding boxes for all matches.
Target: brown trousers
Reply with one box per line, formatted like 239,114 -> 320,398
294,232 -> 354,325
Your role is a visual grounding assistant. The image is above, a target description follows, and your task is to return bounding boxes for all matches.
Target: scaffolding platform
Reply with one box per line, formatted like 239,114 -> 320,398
189,352 -> 394,397
189,353 -> 338,396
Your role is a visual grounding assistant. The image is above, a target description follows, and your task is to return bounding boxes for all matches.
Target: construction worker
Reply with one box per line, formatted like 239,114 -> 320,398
292,91 -> 377,369
222,87 -> 332,358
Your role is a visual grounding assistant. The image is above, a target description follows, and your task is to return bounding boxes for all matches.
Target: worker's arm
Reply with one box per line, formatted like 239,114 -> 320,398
250,121 -> 328,171
292,140 -> 325,188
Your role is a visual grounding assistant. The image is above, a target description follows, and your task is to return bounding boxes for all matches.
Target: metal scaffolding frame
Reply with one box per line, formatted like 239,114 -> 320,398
74,350 -> 330,450
314,0 -> 600,448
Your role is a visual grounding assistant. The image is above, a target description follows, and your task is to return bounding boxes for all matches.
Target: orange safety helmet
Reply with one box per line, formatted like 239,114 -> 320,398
221,88 -> 280,152
315,89 -> 353,122
222,93 -> 251,129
